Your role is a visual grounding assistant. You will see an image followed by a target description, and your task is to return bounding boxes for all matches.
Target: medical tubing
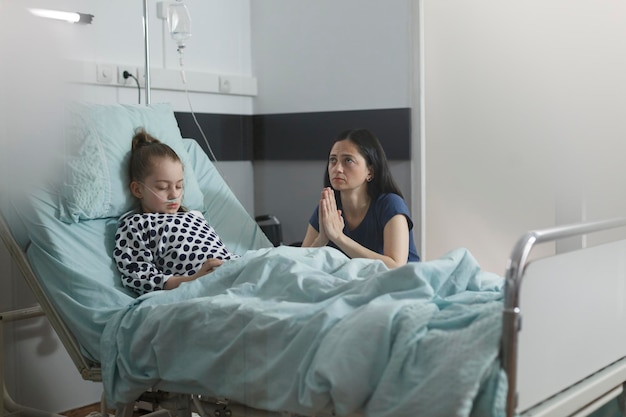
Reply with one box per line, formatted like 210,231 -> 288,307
177,49 -> 220,165
139,182 -> 183,203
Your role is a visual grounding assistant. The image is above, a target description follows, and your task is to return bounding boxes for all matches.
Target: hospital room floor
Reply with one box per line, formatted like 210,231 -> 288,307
61,404 -> 107,417
61,403 -> 199,417
61,403 -> 146,417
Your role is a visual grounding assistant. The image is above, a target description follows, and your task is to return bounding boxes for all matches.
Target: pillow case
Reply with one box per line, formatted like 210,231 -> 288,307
60,102 -> 205,223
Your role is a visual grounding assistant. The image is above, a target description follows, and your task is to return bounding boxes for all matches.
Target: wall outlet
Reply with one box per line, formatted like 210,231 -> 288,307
96,64 -> 114,84
137,68 -> 147,88
219,76 -> 232,93
118,66 -> 137,85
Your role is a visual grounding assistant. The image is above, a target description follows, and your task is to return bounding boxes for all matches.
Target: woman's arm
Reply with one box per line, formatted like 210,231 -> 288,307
317,189 -> 409,268
302,224 -> 327,247
330,214 -> 409,268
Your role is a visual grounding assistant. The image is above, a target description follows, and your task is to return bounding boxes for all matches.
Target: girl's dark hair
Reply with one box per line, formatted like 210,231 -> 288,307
129,128 -> 182,182
323,128 -> 404,201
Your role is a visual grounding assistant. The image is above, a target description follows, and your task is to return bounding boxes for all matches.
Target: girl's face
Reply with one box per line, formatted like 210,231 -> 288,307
327,139 -> 372,193
131,157 -> 184,214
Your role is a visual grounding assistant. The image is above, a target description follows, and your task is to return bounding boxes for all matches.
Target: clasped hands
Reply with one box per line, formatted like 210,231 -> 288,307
317,187 -> 345,244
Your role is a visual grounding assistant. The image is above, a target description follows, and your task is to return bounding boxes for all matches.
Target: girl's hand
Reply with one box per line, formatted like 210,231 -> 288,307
195,258 -> 224,277
164,258 -> 224,290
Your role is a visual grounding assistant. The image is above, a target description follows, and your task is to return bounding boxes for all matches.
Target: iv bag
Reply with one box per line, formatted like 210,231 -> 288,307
167,2 -> 192,49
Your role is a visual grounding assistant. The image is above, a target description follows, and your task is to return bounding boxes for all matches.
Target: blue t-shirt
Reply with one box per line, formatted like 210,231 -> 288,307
308,193 -> 420,262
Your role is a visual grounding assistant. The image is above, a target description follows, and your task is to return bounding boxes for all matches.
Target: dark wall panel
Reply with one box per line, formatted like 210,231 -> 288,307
253,108 -> 411,161
174,112 -> 254,161
175,108 -> 411,161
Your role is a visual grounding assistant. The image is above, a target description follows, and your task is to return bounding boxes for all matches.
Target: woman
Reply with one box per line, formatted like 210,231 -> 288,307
302,129 -> 420,267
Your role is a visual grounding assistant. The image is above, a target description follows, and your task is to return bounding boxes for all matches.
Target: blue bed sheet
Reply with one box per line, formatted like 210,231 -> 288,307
101,245 -> 506,417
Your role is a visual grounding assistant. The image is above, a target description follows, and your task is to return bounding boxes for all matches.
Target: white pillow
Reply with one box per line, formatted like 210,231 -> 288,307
60,102 -> 205,223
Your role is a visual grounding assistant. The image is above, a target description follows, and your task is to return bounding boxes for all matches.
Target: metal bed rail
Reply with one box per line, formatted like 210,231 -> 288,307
1,306 -> 66,417
502,217 -> 626,417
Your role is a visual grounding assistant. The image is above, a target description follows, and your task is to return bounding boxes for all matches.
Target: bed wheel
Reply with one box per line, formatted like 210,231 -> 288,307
214,409 -> 231,417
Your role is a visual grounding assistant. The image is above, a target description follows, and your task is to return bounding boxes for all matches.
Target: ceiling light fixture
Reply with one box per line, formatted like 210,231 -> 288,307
29,8 -> 94,25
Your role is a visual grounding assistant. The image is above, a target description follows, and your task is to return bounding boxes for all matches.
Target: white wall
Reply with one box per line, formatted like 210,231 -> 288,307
250,0 -> 414,245
251,0 -> 411,114
421,0 -> 626,274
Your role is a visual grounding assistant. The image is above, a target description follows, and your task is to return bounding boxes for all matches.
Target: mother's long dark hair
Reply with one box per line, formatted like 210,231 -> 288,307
323,129 -> 404,201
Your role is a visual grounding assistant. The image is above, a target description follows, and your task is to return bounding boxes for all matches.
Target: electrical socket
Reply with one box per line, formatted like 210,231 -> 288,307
96,64 -> 114,84
118,66 -> 137,85
137,68 -> 146,85
219,76 -> 232,93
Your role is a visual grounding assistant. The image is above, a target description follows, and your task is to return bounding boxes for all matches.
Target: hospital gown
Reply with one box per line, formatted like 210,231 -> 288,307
114,210 -> 239,295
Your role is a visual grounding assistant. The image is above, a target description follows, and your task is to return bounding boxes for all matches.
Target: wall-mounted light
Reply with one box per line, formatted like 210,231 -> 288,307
28,9 -> 94,24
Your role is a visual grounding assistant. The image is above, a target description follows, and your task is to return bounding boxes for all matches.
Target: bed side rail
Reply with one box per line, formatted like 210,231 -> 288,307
502,217 -> 626,417
0,210 -> 102,382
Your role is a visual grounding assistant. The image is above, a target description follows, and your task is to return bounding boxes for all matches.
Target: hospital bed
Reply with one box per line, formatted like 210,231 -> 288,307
1,102 -> 626,417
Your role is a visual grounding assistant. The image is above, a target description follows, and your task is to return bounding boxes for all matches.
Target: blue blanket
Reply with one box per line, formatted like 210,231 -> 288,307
100,245 -> 506,417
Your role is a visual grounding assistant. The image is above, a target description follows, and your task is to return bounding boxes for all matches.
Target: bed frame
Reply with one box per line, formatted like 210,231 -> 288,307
502,217 -> 626,417
3,205 -> 626,417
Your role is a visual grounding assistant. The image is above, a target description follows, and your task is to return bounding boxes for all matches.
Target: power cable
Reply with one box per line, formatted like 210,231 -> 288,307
123,70 -> 141,104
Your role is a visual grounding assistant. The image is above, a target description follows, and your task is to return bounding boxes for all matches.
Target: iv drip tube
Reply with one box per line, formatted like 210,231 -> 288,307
142,0 -> 151,105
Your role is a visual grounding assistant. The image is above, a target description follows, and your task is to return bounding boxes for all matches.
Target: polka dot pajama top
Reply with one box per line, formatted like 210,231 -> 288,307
114,210 -> 239,295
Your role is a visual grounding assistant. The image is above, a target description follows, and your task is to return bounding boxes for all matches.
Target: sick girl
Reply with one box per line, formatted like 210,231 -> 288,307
113,128 -> 239,295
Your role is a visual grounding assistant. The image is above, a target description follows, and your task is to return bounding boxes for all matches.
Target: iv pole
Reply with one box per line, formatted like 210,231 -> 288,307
142,0 -> 151,105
